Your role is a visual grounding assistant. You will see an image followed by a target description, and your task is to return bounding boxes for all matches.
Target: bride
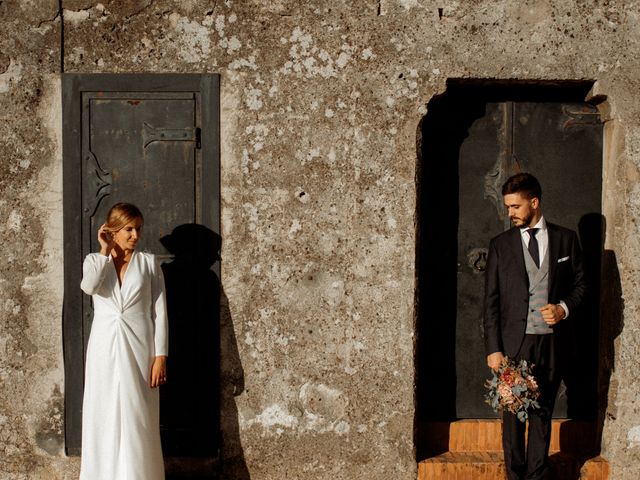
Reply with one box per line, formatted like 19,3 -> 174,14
79,202 -> 168,480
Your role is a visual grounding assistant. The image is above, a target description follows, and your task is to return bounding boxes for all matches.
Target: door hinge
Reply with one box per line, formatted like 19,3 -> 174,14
143,122 -> 202,149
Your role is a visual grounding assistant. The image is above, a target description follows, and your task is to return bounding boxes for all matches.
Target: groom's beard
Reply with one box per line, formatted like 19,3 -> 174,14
510,211 -> 535,228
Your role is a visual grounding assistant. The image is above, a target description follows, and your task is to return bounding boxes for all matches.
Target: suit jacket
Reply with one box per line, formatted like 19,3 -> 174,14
483,222 -> 587,358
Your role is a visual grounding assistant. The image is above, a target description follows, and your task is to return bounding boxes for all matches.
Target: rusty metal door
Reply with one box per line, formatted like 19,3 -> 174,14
417,84 -> 602,422
62,74 -> 220,455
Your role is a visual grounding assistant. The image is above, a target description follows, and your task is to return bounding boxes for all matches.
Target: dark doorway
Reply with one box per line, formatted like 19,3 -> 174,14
62,74 -> 222,462
415,81 -> 603,453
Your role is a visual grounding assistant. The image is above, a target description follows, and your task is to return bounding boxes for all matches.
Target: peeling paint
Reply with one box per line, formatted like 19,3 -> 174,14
62,9 -> 90,25
249,404 -> 298,429
35,385 -> 64,455
245,87 -> 263,110
0,60 -> 23,94
170,13 -> 212,64
628,425 -> 640,447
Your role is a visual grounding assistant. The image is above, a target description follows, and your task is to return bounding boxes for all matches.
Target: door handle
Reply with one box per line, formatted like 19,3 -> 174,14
467,248 -> 488,273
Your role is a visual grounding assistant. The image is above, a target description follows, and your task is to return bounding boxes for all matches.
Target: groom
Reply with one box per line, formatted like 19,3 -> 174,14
484,173 -> 587,480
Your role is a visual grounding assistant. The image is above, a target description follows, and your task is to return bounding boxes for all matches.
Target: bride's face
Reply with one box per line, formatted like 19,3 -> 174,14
113,218 -> 143,251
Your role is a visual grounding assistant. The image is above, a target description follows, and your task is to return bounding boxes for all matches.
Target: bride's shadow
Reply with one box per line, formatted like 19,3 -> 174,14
159,224 -> 249,479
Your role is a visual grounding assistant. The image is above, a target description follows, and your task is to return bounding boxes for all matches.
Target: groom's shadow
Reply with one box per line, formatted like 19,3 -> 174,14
159,224 -> 249,479
550,213 -> 624,478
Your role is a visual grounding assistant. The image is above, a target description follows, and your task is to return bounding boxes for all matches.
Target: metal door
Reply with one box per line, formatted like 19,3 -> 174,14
62,74 -> 220,455
417,84 -> 602,422
456,100 -> 602,418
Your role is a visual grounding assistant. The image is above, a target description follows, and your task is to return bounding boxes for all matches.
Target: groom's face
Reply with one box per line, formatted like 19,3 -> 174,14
504,192 -> 539,228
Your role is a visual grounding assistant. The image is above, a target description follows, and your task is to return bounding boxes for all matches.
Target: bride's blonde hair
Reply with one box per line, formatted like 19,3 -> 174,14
105,203 -> 144,232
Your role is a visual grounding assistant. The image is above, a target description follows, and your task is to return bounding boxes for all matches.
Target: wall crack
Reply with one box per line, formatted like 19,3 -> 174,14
123,0 -> 156,23
37,11 -> 60,29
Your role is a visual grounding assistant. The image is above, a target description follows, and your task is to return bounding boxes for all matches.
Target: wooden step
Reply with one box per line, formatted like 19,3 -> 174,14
420,419 -> 598,455
418,452 -> 609,480
418,452 -> 505,480
579,456 -> 610,479
417,420 -> 608,479
448,420 -> 502,452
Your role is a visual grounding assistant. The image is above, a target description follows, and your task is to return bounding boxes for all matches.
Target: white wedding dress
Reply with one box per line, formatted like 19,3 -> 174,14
79,251 -> 168,480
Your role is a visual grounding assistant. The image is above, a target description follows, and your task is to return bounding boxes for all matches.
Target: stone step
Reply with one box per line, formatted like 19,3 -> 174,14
418,452 -> 609,480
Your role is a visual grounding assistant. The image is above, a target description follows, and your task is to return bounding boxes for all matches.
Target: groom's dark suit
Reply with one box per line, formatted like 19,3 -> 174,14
484,221 -> 587,480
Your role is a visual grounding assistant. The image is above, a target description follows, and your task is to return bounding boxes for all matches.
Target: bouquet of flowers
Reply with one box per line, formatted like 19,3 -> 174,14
485,357 -> 540,422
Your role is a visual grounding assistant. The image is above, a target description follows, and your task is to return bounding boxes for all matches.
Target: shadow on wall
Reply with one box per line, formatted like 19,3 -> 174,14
415,89 -> 489,459
159,224 -> 250,479
417,92 -> 483,413
562,213 -> 602,422
582,214 -> 624,455
553,213 -> 624,477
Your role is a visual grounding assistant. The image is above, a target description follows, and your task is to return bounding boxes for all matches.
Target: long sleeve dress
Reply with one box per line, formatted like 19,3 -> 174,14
79,251 -> 168,480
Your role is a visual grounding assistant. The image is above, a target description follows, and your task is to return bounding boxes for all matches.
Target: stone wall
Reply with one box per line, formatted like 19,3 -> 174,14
1,1 -> 640,479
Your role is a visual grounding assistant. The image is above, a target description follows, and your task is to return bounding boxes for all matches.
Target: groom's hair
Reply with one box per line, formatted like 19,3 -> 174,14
502,173 -> 542,202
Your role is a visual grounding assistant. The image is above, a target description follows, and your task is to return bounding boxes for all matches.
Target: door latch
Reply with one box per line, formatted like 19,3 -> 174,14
467,248 -> 488,273
142,122 -> 201,149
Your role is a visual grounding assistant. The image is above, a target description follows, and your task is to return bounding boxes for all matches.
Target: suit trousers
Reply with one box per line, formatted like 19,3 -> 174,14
503,334 -> 561,480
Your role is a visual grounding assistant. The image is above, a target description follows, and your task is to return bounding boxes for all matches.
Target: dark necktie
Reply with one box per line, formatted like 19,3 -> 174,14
527,228 -> 540,268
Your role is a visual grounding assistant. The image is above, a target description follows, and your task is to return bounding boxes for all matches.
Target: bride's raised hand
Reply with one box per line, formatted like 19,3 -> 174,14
98,223 -> 115,256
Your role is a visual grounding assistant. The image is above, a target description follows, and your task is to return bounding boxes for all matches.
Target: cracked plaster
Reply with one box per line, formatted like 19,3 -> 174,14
2,1 -> 640,479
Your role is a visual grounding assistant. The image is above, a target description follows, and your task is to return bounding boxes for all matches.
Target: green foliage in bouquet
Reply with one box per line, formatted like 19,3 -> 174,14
485,357 -> 541,423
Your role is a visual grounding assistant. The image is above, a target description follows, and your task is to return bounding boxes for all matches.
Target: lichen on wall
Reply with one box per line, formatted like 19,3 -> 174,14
2,1 -> 640,479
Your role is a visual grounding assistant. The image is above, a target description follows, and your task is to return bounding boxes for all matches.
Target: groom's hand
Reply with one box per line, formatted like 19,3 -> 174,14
487,351 -> 504,371
540,304 -> 566,325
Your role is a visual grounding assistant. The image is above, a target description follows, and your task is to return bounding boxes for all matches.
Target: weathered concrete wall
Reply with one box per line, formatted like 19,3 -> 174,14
0,0 -> 79,478
2,0 -> 640,479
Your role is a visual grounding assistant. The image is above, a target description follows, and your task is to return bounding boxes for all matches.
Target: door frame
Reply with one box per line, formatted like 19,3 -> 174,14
414,79 -> 603,459
61,73 -> 220,455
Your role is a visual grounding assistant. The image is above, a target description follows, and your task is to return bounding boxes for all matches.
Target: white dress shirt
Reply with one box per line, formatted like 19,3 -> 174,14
520,216 -> 548,262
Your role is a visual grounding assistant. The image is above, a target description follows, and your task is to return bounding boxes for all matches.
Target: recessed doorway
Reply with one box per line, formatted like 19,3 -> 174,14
415,80 -> 604,459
